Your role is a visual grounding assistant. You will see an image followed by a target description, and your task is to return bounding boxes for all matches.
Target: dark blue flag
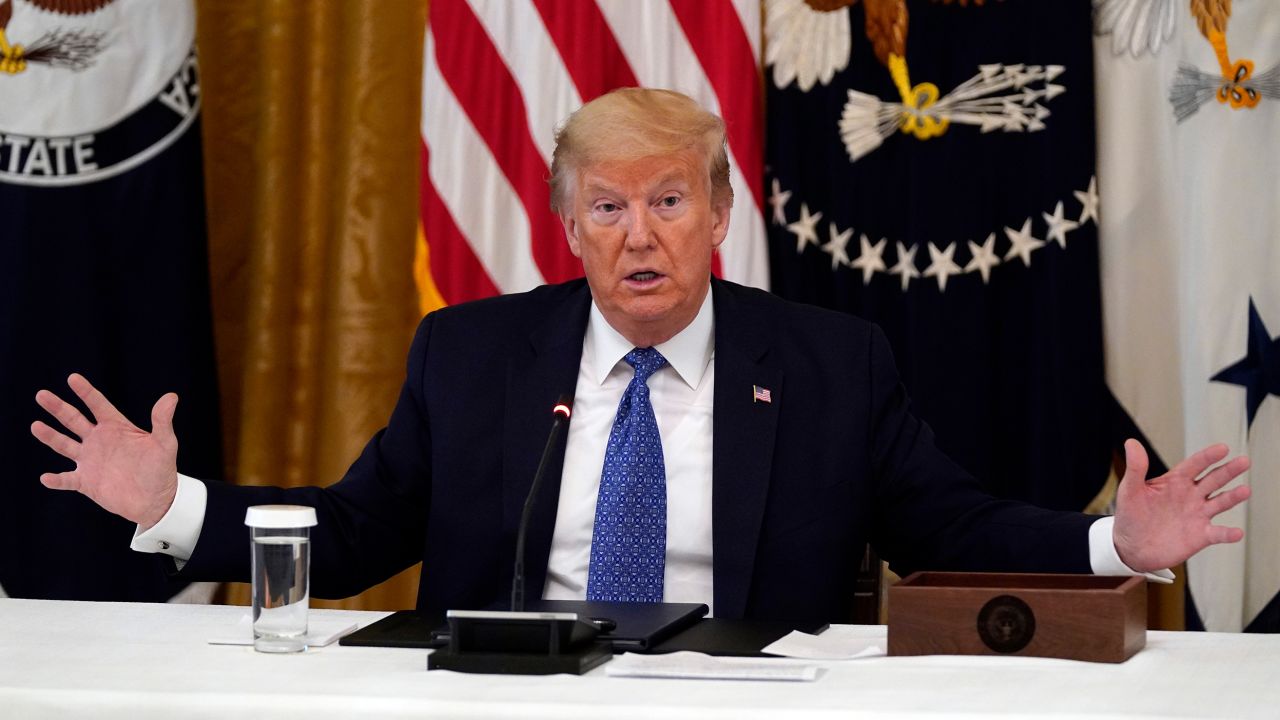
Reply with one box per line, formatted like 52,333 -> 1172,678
0,0 -> 221,600
764,0 -> 1110,511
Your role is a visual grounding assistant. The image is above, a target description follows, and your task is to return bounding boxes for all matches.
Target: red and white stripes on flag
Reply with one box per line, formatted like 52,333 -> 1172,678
416,0 -> 769,313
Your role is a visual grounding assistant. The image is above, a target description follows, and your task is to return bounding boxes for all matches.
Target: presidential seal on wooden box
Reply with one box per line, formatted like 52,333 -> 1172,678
888,572 -> 1146,663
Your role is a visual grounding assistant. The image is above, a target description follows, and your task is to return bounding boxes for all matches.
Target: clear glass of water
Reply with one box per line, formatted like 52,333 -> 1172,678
245,505 -> 318,653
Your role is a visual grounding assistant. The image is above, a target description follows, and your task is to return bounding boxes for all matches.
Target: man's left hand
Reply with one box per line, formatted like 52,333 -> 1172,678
1113,439 -> 1251,573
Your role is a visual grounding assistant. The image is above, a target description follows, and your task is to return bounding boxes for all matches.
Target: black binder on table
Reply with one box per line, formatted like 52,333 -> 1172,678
340,600 -> 707,652
338,609 -> 447,649
647,618 -> 829,657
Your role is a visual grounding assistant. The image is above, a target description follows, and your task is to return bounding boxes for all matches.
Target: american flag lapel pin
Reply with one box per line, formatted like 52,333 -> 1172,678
752,385 -> 772,404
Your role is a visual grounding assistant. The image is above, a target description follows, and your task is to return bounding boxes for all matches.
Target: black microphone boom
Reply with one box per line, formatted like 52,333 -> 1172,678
429,392 -> 611,674
511,394 -> 573,612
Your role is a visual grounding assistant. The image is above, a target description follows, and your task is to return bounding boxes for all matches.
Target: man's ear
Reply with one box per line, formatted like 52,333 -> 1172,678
561,212 -> 582,258
709,201 -> 731,250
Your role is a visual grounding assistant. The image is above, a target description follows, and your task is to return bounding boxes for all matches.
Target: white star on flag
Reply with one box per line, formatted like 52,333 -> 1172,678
768,178 -> 792,226
1004,218 -> 1046,267
787,203 -> 822,254
1074,175 -> 1099,225
1043,200 -> 1080,248
965,233 -> 1001,284
889,241 -> 920,291
850,234 -> 887,285
823,223 -> 854,269
923,242 -> 961,292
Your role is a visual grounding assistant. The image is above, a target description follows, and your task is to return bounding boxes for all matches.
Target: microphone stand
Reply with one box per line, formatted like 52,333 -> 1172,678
428,394 -> 611,675
511,396 -> 572,612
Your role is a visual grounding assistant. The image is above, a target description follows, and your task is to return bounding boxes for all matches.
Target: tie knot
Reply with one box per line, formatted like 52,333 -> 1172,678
625,347 -> 667,382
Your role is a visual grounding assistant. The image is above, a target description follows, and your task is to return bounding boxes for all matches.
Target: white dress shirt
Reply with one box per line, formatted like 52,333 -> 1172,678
543,290 -> 717,611
134,286 -> 1171,598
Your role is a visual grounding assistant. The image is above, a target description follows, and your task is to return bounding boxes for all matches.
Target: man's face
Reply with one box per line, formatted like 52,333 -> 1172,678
560,149 -> 730,347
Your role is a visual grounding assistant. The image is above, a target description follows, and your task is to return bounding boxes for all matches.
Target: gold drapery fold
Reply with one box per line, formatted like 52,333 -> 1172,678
196,0 -> 427,611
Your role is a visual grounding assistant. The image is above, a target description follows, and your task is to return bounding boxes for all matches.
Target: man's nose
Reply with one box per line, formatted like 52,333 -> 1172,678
623,207 -> 656,250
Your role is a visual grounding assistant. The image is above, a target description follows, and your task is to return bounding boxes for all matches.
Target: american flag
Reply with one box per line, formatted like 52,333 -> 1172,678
416,0 -> 770,314
753,385 -> 772,404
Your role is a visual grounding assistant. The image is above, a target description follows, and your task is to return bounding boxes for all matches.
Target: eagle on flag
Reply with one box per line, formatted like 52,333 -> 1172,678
0,0 -> 111,74
768,0 -> 1068,162
1093,0 -> 1280,120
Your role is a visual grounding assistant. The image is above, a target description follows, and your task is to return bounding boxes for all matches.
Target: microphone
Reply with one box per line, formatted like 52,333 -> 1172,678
511,394 -> 573,612
429,393 -> 611,674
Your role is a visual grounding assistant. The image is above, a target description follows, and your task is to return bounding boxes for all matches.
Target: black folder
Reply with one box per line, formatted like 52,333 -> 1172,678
338,609 -> 447,649
340,600 -> 707,652
648,618 -> 829,657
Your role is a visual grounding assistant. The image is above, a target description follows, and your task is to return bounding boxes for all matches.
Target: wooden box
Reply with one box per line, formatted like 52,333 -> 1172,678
888,572 -> 1146,663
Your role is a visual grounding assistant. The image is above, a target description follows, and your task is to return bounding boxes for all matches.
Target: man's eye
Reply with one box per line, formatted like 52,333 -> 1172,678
658,196 -> 680,208
595,203 -> 619,213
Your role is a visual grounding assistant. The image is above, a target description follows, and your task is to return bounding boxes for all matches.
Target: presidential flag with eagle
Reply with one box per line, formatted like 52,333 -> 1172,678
766,0 -> 1114,516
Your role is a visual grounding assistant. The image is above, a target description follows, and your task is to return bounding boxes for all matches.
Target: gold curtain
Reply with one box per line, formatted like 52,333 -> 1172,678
195,0 -> 428,611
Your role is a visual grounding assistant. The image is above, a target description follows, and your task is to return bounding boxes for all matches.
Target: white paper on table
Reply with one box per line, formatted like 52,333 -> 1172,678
761,626 -> 885,660
207,614 -> 358,647
604,651 -> 820,682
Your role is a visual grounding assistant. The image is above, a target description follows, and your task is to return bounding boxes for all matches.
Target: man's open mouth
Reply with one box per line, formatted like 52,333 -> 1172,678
628,271 -> 660,281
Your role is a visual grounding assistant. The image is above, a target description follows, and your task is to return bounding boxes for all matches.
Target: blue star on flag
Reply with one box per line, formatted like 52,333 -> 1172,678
1211,297 -> 1280,429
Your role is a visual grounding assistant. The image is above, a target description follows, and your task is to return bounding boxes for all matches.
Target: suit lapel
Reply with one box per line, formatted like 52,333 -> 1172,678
710,280 -> 782,619
502,283 -> 591,602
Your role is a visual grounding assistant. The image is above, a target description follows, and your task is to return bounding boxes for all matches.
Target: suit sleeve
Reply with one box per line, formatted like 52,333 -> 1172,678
177,315 -> 436,598
864,325 -> 1097,576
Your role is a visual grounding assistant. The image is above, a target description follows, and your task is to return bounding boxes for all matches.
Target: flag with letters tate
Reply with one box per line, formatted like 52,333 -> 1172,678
0,0 -> 221,600
414,0 -> 770,315
1094,0 -> 1280,632
765,0 -> 1112,511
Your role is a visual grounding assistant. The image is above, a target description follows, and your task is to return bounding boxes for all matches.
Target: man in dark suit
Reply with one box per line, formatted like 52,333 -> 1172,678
31,89 -> 1251,623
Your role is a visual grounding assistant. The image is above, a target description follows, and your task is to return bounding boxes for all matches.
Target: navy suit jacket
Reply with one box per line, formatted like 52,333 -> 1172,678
183,278 -> 1095,623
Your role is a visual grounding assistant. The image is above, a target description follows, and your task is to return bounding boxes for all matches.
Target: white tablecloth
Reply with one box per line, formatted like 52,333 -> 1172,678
1,598 -> 1276,719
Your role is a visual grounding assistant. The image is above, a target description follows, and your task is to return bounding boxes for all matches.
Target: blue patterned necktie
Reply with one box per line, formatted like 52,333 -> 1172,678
586,347 -> 668,602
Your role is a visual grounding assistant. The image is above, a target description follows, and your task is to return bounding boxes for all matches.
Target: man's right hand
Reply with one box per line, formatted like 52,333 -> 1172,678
31,373 -> 180,530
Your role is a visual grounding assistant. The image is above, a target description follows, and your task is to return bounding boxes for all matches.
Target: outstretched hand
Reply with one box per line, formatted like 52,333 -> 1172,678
1113,439 -> 1251,573
30,374 -> 180,529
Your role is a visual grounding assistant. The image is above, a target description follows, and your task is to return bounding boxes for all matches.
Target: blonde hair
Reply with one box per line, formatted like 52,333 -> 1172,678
548,88 -> 733,213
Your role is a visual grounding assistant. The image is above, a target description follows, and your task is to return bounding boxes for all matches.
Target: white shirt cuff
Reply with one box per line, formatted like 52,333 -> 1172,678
1088,516 -> 1175,584
130,474 -> 207,564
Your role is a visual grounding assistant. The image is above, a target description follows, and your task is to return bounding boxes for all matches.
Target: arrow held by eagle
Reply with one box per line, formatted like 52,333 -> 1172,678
0,0 -> 112,74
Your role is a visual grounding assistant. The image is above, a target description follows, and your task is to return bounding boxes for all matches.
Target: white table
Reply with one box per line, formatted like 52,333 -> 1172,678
2,598 -> 1277,719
